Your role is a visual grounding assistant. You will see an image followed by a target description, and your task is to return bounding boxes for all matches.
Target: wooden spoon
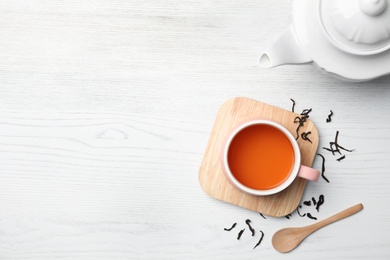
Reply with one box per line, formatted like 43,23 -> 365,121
272,203 -> 364,253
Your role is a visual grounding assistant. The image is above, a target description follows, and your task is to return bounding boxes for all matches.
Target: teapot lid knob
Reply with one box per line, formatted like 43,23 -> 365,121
359,0 -> 387,16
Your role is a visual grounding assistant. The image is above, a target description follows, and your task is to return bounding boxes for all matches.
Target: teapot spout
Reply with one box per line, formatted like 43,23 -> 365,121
260,26 -> 312,68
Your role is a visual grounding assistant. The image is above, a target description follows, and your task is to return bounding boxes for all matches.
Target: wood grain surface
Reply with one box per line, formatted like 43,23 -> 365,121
199,97 -> 319,216
0,0 -> 390,259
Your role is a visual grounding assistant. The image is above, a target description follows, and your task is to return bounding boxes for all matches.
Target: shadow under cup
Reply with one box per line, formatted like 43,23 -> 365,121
222,120 -> 319,196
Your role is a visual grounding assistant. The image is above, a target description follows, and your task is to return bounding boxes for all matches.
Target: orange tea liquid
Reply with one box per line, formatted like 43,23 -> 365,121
227,124 -> 295,190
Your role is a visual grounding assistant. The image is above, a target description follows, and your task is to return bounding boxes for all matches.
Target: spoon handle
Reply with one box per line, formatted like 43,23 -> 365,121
306,203 -> 364,234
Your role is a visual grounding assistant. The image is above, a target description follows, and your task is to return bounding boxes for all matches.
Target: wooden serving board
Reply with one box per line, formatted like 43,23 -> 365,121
198,97 -> 319,217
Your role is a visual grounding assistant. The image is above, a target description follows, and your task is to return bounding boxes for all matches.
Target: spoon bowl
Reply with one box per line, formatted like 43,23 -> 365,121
272,203 -> 364,253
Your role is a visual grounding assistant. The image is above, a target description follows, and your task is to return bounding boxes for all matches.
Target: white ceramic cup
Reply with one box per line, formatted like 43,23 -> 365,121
221,119 -> 320,196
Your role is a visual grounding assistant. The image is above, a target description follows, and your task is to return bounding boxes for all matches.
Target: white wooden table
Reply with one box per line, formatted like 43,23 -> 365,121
0,0 -> 389,259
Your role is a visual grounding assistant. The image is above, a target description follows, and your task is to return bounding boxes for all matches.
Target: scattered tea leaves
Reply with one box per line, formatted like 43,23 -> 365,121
293,108 -> 312,140
297,205 -> 306,217
307,213 -> 317,220
337,155 -> 346,161
224,223 -> 237,231
301,131 -> 312,143
290,98 -> 296,113
223,219 -> 266,250
326,110 -> 333,123
253,231 -> 265,250
317,153 -> 329,183
237,229 -> 245,240
316,195 -> 325,212
323,131 -> 354,156
301,108 -> 312,116
245,219 -> 255,236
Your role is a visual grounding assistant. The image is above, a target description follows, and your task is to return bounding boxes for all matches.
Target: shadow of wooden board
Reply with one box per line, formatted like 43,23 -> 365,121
198,97 -> 319,217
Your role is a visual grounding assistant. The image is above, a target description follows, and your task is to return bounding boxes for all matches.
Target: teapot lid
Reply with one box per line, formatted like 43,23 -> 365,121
320,0 -> 390,55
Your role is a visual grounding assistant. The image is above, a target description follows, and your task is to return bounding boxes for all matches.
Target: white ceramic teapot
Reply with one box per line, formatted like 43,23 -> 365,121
260,0 -> 390,81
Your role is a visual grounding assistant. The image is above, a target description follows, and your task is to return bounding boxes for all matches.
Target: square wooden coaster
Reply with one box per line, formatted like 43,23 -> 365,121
198,97 -> 319,217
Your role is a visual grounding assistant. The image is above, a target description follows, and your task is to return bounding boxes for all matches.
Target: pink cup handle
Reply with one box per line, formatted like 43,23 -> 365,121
297,165 -> 320,181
